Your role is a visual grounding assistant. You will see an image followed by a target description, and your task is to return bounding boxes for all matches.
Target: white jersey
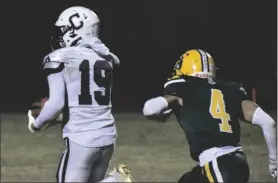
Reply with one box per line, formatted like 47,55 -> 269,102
43,46 -> 116,147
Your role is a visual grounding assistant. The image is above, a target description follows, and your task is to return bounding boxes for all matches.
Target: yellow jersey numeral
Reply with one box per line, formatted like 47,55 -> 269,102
209,89 -> 233,133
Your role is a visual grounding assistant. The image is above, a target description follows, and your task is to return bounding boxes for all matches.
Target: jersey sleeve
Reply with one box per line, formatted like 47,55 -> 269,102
42,52 -> 65,77
163,76 -> 186,97
238,84 -> 248,101
229,81 -> 248,101
33,72 -> 65,128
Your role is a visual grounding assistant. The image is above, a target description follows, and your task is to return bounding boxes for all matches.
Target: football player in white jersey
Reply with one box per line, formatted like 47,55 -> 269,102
27,6 -> 132,183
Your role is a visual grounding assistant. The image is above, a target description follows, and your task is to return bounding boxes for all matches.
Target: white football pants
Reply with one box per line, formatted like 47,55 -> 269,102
56,138 -> 116,183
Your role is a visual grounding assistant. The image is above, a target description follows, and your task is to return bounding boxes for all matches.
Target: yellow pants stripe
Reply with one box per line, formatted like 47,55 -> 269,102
204,163 -> 214,182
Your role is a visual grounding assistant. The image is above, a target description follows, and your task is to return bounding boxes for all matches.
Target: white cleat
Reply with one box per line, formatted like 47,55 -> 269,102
108,164 -> 133,182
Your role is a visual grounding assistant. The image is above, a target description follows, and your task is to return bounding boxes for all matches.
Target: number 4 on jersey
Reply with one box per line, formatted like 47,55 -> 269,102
209,89 -> 233,133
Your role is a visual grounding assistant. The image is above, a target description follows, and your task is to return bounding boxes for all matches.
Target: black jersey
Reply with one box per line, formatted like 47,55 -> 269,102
164,76 -> 248,161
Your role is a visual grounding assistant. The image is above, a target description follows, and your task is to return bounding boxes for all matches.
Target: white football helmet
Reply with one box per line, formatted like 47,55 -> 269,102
50,6 -> 100,50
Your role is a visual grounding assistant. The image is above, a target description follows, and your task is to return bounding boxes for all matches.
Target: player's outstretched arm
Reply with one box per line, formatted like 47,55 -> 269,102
29,71 -> 65,132
241,100 -> 277,180
142,95 -> 182,122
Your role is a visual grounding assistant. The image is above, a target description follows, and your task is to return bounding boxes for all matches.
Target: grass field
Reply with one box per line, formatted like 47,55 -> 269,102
1,113 -> 276,182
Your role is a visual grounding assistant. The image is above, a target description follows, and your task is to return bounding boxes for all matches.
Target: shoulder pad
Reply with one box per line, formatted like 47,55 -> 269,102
232,82 -> 248,100
42,49 -> 67,70
228,81 -> 247,96
43,61 -> 62,70
43,55 -> 63,70
42,52 -> 65,76
239,84 -> 247,96
164,75 -> 186,88
42,48 -> 70,65
43,62 -> 64,77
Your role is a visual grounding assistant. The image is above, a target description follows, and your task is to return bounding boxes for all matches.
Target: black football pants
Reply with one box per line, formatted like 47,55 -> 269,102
178,151 -> 250,183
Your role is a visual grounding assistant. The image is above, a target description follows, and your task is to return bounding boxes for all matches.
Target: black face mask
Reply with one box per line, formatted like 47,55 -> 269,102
50,25 -> 86,50
50,25 -> 67,50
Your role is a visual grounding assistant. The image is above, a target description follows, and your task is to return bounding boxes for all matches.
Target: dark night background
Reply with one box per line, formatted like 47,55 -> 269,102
1,0 -> 277,113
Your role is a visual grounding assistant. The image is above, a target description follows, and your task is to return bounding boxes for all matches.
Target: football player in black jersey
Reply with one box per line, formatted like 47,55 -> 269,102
143,49 -> 277,183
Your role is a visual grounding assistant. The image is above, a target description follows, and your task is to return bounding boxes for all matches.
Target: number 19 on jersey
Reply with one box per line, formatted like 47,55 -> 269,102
78,59 -> 112,106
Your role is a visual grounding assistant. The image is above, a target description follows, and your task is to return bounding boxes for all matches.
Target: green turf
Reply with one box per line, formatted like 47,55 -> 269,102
1,113 -> 275,182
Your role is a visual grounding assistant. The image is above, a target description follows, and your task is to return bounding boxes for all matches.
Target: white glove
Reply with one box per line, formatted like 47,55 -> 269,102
269,158 -> 277,180
27,110 -> 38,133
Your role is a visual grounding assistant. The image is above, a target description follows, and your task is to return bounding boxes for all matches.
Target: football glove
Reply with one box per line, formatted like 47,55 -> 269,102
27,110 -> 40,133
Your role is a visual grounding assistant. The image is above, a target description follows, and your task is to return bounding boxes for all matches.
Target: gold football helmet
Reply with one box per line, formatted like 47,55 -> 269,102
171,49 -> 216,79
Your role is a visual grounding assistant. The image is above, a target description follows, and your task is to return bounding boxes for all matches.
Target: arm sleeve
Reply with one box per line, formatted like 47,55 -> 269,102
252,107 -> 277,161
33,65 -> 65,128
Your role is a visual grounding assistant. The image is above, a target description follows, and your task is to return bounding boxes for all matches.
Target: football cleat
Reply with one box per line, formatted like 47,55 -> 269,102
108,164 -> 133,182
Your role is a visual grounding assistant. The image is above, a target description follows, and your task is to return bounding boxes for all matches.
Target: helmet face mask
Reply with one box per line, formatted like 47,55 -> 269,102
50,6 -> 100,50
50,26 -> 66,50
